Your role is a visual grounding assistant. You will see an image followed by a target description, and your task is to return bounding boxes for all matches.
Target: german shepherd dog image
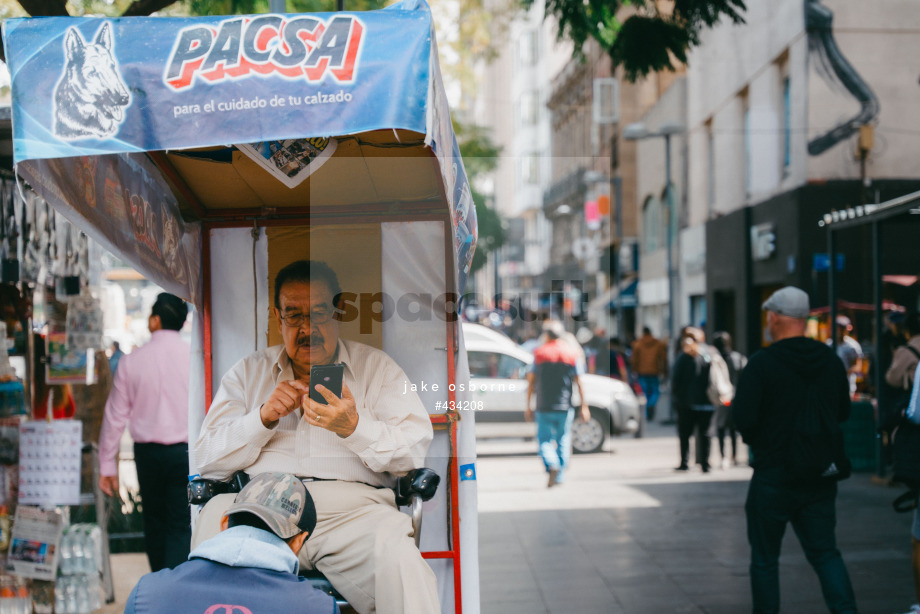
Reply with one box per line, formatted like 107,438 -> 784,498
53,22 -> 131,140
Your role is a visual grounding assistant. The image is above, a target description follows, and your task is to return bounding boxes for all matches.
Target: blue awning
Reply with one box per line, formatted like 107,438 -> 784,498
609,279 -> 638,309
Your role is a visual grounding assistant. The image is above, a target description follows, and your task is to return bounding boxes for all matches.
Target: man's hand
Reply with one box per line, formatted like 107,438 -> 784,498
303,382 -> 359,438
260,379 -> 310,428
524,408 -> 534,423
99,475 -> 119,497
579,405 -> 590,422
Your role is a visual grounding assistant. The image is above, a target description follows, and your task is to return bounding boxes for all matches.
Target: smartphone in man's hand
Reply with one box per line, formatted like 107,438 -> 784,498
309,363 -> 344,404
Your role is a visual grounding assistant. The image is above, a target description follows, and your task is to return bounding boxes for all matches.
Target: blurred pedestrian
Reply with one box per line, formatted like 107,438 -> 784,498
884,314 -> 920,466
886,313 -> 920,393
671,328 -> 732,473
632,326 -> 667,421
99,293 -> 192,572
608,337 -> 632,382
897,362 -> 920,614
526,320 -> 590,487
584,327 -> 610,377
712,331 -> 746,469
108,341 -> 124,375
734,286 -> 857,614
561,329 -> 588,374
831,315 -> 863,397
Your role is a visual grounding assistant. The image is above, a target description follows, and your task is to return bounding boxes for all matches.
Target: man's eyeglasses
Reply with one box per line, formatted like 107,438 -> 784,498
278,307 -> 333,327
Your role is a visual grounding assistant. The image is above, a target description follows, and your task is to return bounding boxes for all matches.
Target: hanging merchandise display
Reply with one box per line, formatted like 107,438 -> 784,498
43,294 -> 101,386
19,190 -> 40,285
0,177 -> 111,612
63,296 -> 102,360
1,182 -> 19,285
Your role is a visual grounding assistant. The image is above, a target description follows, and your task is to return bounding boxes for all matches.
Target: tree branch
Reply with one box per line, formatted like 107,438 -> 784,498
17,0 -> 69,16
121,0 -> 182,17
0,0 -> 68,62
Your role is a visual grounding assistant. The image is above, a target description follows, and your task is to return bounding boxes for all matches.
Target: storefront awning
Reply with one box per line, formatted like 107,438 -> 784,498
589,277 -> 637,312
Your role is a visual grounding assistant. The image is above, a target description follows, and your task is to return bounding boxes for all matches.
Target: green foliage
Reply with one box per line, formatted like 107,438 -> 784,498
525,0 -> 746,82
454,120 -> 504,275
470,198 -> 504,275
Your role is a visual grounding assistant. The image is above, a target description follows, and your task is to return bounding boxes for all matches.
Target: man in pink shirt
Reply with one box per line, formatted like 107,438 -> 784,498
99,293 -> 191,571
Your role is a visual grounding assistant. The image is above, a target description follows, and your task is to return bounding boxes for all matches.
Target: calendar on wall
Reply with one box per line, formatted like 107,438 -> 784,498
17,421 -> 82,507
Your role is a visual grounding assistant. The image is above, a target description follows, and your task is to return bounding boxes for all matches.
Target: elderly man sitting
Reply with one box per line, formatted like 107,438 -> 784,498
192,260 -> 438,614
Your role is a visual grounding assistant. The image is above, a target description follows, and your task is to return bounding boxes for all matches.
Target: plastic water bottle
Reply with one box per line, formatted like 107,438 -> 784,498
88,525 -> 103,573
87,573 -> 101,611
53,578 -> 65,614
12,576 -> 29,614
0,574 -> 13,614
72,527 -> 87,575
74,579 -> 89,614
59,529 -> 73,575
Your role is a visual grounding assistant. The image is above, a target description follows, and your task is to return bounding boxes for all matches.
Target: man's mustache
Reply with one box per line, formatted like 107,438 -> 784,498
297,333 -> 323,347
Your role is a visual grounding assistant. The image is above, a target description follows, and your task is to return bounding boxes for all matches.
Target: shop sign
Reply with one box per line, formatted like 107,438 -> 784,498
751,223 -> 776,261
812,253 -> 845,272
3,9 -> 431,162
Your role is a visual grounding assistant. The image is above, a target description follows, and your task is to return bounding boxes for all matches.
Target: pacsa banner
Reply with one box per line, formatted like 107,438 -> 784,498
3,5 -> 431,163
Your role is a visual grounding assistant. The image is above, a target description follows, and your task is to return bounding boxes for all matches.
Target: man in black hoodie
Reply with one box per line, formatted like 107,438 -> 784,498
733,286 -> 858,614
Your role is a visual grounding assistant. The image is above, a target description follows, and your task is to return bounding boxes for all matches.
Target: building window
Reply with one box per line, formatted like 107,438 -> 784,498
518,30 -> 538,67
782,76 -> 791,173
642,195 -> 661,253
521,155 -> 540,184
689,295 -> 707,328
519,90 -> 539,126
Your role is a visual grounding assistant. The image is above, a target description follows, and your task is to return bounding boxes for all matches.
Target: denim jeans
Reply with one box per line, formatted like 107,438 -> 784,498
745,473 -> 858,614
638,375 -> 660,415
535,409 -> 574,481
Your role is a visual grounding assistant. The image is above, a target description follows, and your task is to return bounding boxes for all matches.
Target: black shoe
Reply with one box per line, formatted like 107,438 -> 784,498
701,465 -> 711,473
675,464 -> 689,471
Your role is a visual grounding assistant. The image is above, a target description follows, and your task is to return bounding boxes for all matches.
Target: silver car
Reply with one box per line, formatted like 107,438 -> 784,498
463,323 -> 641,453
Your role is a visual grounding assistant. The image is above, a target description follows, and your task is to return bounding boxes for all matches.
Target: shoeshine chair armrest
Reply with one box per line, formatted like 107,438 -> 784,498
187,471 -> 251,505
394,468 -> 439,507
395,468 -> 439,549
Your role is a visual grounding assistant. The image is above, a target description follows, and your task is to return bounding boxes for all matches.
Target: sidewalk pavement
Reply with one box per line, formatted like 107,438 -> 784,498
98,418 -> 915,614
477,418 -> 915,614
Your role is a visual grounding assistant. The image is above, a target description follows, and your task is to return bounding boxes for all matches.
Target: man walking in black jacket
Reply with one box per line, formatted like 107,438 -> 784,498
733,286 -> 858,614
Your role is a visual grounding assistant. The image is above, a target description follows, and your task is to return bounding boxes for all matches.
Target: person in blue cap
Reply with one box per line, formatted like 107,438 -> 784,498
125,472 -> 337,614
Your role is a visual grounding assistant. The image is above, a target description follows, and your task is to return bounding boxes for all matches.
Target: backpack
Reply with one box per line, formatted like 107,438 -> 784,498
890,345 -> 920,420
706,349 -> 734,407
784,362 -> 851,484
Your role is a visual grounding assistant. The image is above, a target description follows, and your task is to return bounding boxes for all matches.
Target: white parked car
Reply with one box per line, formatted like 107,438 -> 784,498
462,323 -> 641,453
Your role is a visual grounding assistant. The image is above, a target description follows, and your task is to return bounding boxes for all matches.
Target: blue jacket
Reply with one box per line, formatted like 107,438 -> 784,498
125,526 -> 338,614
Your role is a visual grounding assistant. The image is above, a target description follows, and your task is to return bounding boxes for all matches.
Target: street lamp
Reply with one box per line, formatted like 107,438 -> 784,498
624,121 -> 684,347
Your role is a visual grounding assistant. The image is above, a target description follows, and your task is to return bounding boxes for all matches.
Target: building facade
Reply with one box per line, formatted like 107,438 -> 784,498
632,0 -> 920,354
544,39 -> 674,339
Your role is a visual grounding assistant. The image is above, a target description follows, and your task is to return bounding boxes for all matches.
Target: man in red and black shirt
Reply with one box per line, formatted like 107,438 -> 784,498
526,320 -> 590,487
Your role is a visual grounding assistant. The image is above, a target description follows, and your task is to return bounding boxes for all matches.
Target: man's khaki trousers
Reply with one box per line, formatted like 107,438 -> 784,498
192,480 -> 440,614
